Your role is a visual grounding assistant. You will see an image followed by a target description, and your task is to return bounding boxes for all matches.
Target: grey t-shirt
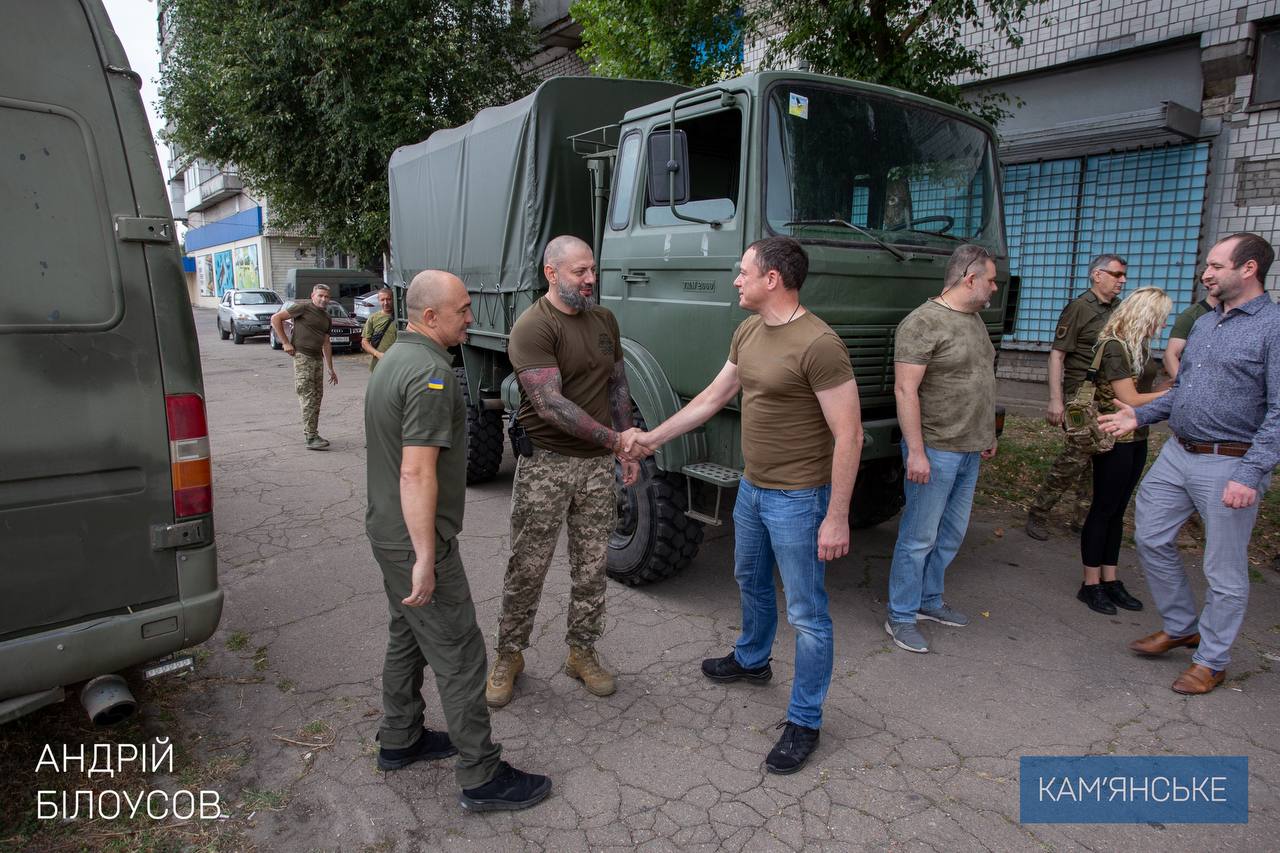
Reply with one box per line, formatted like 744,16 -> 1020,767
894,299 -> 997,453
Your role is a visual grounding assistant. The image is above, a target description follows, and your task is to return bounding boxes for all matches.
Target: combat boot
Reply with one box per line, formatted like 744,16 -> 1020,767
564,646 -> 616,697
486,651 -> 523,708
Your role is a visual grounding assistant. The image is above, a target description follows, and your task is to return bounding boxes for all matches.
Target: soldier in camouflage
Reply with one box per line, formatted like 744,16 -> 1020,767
270,284 -> 338,450
486,236 -> 643,707
1026,255 -> 1126,539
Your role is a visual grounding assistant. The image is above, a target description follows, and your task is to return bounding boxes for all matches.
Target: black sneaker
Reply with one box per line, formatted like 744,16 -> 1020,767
1101,580 -> 1144,611
701,651 -> 772,684
458,761 -> 552,812
1077,583 -> 1117,615
765,721 -> 820,775
376,727 -> 457,770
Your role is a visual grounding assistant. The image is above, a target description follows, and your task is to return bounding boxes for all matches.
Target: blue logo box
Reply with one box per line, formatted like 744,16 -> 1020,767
1020,756 -> 1248,824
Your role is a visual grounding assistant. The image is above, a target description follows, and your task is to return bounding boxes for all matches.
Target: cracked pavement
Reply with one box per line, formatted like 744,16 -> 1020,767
190,308 -> 1278,851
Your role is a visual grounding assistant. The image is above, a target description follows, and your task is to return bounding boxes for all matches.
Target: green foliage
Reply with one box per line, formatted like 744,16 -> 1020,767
160,0 -> 536,263
572,0 -> 743,87
753,0 -> 1044,125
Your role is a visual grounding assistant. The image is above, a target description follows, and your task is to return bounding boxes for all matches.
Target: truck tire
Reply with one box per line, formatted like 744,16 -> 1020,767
218,318 -> 230,340
849,457 -> 905,529
607,411 -> 704,586
456,367 -> 503,483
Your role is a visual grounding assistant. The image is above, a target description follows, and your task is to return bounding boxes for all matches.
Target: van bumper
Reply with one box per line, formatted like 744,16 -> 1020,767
0,543 -> 222,702
860,417 -> 903,462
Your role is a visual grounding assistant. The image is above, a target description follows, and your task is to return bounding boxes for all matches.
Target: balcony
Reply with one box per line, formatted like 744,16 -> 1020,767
183,170 -> 245,213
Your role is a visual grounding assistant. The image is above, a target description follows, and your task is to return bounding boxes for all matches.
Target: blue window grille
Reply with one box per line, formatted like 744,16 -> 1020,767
1003,143 -> 1209,347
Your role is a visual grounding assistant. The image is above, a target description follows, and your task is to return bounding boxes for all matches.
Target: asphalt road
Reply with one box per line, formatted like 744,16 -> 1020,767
193,307 -> 1278,851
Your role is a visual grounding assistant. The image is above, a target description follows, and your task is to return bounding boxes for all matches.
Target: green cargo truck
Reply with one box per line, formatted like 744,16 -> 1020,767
389,73 -> 1011,586
0,0 -> 221,724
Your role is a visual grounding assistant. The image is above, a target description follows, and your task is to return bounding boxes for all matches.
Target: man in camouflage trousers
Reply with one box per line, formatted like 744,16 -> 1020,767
270,283 -> 338,450
1025,255 -> 1127,540
486,236 -> 642,707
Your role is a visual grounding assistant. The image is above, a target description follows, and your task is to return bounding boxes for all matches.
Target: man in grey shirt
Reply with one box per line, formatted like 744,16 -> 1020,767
1102,232 -> 1280,695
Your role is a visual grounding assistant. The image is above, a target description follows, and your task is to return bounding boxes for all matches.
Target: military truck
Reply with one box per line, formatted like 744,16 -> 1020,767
0,0 -> 221,724
389,73 -> 1012,586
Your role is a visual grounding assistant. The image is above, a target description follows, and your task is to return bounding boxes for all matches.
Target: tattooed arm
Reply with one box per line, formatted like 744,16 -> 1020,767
520,366 -> 623,454
607,360 -> 635,432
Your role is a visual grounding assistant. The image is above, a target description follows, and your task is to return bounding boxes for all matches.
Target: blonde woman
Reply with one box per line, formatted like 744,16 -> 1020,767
1077,287 -> 1173,615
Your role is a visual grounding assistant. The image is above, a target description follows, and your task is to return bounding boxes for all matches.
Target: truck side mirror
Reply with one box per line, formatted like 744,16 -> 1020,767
646,129 -> 690,206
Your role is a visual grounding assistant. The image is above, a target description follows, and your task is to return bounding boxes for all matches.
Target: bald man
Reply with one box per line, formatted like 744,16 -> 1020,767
365,270 -> 550,811
486,236 -> 640,707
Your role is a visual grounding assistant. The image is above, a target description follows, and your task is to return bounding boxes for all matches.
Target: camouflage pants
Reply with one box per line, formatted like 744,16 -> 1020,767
497,448 -> 615,654
293,352 -> 323,439
1028,426 -> 1093,521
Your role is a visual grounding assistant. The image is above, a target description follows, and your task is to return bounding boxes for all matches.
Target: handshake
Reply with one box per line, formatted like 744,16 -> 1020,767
613,427 -> 660,463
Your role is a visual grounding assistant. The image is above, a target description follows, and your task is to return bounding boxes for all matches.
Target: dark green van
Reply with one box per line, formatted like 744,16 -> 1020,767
0,0 -> 221,724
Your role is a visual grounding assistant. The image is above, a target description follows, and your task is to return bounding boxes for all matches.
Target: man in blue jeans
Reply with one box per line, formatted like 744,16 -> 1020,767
886,244 -> 999,653
626,236 -> 861,774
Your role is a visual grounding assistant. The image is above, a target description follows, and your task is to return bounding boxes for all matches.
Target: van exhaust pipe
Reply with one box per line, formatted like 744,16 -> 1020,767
79,675 -> 137,726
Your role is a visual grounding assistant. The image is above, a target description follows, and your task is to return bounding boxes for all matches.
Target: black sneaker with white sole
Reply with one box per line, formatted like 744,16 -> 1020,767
458,761 -> 552,812
376,727 -> 457,770
701,651 -> 772,683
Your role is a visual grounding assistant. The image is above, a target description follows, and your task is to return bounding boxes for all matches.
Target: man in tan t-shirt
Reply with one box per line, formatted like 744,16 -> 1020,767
884,244 -> 998,654
627,236 -> 861,775
485,236 -> 643,708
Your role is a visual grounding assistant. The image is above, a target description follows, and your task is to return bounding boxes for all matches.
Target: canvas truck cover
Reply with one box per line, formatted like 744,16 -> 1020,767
388,77 -> 686,308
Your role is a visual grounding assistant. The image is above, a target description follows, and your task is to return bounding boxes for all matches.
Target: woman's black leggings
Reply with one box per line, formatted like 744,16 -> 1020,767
1081,440 -> 1148,567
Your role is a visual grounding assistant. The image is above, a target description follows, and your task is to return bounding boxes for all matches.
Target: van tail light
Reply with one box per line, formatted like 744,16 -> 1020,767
165,394 -> 212,518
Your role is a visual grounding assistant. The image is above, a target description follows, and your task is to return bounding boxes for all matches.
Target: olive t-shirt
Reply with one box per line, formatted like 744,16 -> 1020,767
1095,339 -> 1158,442
364,331 -> 466,550
287,301 -> 331,358
729,311 -> 854,489
363,312 -> 398,372
1169,299 -> 1212,341
509,297 -> 622,458
894,299 -> 997,453
1052,290 -> 1117,395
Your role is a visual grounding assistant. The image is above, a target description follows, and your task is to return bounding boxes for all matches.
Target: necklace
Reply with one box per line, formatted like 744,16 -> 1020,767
937,291 -> 957,311
787,303 -> 801,323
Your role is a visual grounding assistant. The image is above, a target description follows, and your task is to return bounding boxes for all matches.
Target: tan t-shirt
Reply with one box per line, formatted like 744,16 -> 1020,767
509,297 -> 622,458
729,311 -> 854,489
894,299 -> 996,453
287,301 -> 331,358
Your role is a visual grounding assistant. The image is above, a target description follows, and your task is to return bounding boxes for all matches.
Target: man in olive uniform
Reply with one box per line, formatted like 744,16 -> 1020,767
365,269 -> 550,811
485,235 -> 641,708
1025,255 -> 1127,540
1162,290 -> 1219,379
361,287 -> 399,371
270,283 -> 338,450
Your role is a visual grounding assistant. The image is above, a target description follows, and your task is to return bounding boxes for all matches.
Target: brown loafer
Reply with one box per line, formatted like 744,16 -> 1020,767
1128,630 -> 1201,656
1171,664 -> 1225,695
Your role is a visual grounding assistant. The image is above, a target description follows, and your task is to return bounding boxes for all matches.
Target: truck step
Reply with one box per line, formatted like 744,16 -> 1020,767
680,463 -> 742,488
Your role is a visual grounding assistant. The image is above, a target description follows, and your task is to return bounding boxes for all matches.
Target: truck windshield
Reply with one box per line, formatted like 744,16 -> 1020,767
765,84 -> 1003,254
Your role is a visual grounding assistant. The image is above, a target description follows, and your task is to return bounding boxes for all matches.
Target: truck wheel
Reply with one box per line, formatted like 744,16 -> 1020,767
849,457 -> 905,529
456,367 -> 503,483
607,412 -> 704,586
218,319 -> 230,340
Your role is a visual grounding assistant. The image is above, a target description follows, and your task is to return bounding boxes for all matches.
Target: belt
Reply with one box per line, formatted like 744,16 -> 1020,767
1177,436 -> 1251,457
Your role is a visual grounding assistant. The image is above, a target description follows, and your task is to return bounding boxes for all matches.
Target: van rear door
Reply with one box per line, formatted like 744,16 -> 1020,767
0,1 -> 180,639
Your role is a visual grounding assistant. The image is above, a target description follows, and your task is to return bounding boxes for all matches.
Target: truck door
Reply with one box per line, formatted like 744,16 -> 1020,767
0,2 -> 180,638
602,102 -> 748,420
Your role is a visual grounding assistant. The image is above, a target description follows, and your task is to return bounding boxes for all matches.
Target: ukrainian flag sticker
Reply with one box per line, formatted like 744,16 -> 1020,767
427,377 -> 445,391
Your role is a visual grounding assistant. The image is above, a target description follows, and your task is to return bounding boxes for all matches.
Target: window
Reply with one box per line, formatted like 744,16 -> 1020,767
1253,26 -> 1280,106
643,109 -> 742,226
609,131 -> 642,230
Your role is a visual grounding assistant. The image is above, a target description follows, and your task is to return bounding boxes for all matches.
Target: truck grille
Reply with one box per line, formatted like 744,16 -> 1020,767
832,325 -> 897,401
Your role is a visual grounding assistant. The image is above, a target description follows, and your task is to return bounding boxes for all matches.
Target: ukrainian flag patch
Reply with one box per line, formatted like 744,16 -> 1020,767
426,377 -> 445,391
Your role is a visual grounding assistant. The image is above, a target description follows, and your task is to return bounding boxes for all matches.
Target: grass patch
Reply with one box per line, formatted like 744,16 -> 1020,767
251,647 -> 269,672
225,631 -> 249,652
978,414 -> 1280,566
240,787 -> 287,812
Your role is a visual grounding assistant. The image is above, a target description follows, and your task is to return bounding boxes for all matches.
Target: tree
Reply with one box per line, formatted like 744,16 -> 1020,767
753,0 -> 1043,125
571,0 -> 743,87
159,0 -> 536,264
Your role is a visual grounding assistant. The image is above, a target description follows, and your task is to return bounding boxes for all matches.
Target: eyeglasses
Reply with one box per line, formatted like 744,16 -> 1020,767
1097,269 -> 1127,279
961,251 -> 994,281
